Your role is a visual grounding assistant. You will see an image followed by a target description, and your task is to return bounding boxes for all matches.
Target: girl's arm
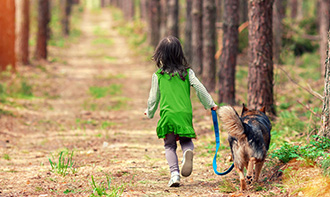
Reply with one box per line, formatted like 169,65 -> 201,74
189,69 -> 217,110
145,73 -> 160,118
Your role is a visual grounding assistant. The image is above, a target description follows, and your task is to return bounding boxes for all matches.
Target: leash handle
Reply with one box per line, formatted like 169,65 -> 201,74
211,109 -> 234,175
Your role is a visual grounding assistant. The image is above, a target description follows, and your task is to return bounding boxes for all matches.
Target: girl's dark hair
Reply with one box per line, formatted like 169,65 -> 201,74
152,36 -> 190,81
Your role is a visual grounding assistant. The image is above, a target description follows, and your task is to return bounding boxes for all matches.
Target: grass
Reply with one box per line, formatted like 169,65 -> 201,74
89,84 -> 122,98
90,173 -> 125,197
49,151 -> 77,177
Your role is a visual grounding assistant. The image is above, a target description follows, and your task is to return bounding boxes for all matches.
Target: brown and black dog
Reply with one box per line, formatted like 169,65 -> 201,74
219,104 -> 271,191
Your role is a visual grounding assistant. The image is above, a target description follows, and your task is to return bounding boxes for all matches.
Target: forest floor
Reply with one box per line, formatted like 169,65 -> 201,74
0,8 -> 304,197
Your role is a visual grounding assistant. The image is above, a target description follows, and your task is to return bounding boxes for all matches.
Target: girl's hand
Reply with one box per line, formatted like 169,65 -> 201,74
211,106 -> 218,111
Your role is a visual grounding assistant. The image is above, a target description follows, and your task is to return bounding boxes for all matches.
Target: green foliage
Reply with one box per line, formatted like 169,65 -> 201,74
49,151 -> 77,176
321,156 -> 330,177
271,135 -> 330,164
238,28 -> 249,53
3,154 -> 10,160
90,173 -> 124,197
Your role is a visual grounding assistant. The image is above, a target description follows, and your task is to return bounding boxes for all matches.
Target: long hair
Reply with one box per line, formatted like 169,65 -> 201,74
152,36 -> 190,81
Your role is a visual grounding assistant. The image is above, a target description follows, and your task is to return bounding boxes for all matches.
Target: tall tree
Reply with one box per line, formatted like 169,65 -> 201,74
148,0 -> 161,48
166,0 -> 179,37
218,0 -> 239,105
248,0 -> 275,116
60,0 -> 72,36
273,0 -> 287,64
319,0 -> 330,75
184,0 -> 193,63
0,0 -> 16,71
35,0 -> 50,60
290,0 -> 297,19
320,30 -> 330,138
202,0 -> 216,92
191,0 -> 203,75
139,0 -> 148,22
215,0 -> 222,23
160,0 -> 167,38
239,0 -> 248,24
16,0 -> 30,65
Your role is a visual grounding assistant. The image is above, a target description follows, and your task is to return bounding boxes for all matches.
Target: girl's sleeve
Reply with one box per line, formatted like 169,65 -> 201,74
145,73 -> 160,119
189,69 -> 216,109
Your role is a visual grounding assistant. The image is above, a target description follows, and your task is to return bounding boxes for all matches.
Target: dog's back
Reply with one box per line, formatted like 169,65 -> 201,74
219,104 -> 271,191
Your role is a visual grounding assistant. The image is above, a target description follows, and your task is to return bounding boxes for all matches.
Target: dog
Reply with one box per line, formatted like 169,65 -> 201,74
219,104 -> 271,191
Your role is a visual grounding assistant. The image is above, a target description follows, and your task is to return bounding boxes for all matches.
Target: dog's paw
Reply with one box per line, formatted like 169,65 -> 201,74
246,175 -> 253,184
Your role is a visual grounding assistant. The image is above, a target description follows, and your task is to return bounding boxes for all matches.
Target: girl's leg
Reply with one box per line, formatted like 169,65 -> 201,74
179,137 -> 194,177
164,133 -> 179,174
179,137 -> 194,152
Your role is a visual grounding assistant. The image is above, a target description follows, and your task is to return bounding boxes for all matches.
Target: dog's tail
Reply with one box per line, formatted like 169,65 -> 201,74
219,106 -> 244,138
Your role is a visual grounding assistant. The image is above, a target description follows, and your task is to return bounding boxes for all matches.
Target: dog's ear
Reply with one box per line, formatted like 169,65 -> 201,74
259,106 -> 266,113
242,103 -> 248,115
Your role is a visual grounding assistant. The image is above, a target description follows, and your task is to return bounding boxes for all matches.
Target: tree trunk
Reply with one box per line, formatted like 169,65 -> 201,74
273,0 -> 287,64
35,0 -> 50,60
202,0 -> 216,92
160,0 -> 167,38
148,0 -> 160,48
290,0 -> 297,19
239,0 -> 248,24
16,0 -> 30,65
319,0 -> 330,75
0,0 -> 16,71
191,0 -> 203,76
218,0 -> 239,105
166,0 -> 179,37
140,0 -> 148,22
248,0 -> 275,116
60,0 -> 72,36
320,30 -> 330,138
215,0 -> 222,23
184,0 -> 193,64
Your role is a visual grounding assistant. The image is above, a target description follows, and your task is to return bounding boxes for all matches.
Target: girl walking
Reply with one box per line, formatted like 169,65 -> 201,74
145,36 -> 217,187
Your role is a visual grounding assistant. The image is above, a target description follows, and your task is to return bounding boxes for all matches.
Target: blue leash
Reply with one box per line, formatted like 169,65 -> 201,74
211,109 -> 235,175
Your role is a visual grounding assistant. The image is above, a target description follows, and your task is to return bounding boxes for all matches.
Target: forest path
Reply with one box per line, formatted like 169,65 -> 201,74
0,8 -> 239,196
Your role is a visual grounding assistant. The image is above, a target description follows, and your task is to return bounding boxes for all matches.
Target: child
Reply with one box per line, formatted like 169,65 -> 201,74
145,36 -> 217,187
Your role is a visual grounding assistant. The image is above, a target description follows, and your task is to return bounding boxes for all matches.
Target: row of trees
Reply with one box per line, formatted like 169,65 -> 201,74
0,0 -> 75,69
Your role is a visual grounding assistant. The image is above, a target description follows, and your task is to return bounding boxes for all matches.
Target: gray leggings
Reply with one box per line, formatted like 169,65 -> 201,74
164,133 -> 194,174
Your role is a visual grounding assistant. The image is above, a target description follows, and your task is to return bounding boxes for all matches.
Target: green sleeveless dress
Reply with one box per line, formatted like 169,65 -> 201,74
155,69 -> 196,139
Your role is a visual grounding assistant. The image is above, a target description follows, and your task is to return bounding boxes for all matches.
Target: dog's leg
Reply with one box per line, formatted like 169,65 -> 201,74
246,157 -> 256,184
235,165 -> 247,191
254,161 -> 264,182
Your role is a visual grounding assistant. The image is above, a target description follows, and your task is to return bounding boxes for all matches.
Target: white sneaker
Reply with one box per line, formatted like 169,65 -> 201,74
168,174 -> 180,187
181,149 -> 193,177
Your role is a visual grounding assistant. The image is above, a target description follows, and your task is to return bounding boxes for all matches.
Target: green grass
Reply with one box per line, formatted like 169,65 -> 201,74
90,173 -> 124,197
3,154 -> 10,160
49,151 -> 77,176
89,84 -> 122,99
92,38 -> 114,46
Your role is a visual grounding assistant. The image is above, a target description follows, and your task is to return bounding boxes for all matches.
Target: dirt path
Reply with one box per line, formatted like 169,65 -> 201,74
0,8 -> 278,197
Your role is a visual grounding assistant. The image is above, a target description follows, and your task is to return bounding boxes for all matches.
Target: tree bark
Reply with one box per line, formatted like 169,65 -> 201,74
16,0 -> 30,65
148,0 -> 161,48
0,0 -> 16,71
140,0 -> 148,22
239,0 -> 248,24
60,0 -> 72,36
202,0 -> 216,92
320,30 -> 330,138
159,0 -> 167,38
319,0 -> 330,75
166,0 -> 179,37
290,0 -> 297,19
215,0 -> 222,23
273,0 -> 287,64
35,0 -> 50,60
191,0 -> 203,76
248,0 -> 275,116
184,0 -> 193,64
218,0 -> 239,105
